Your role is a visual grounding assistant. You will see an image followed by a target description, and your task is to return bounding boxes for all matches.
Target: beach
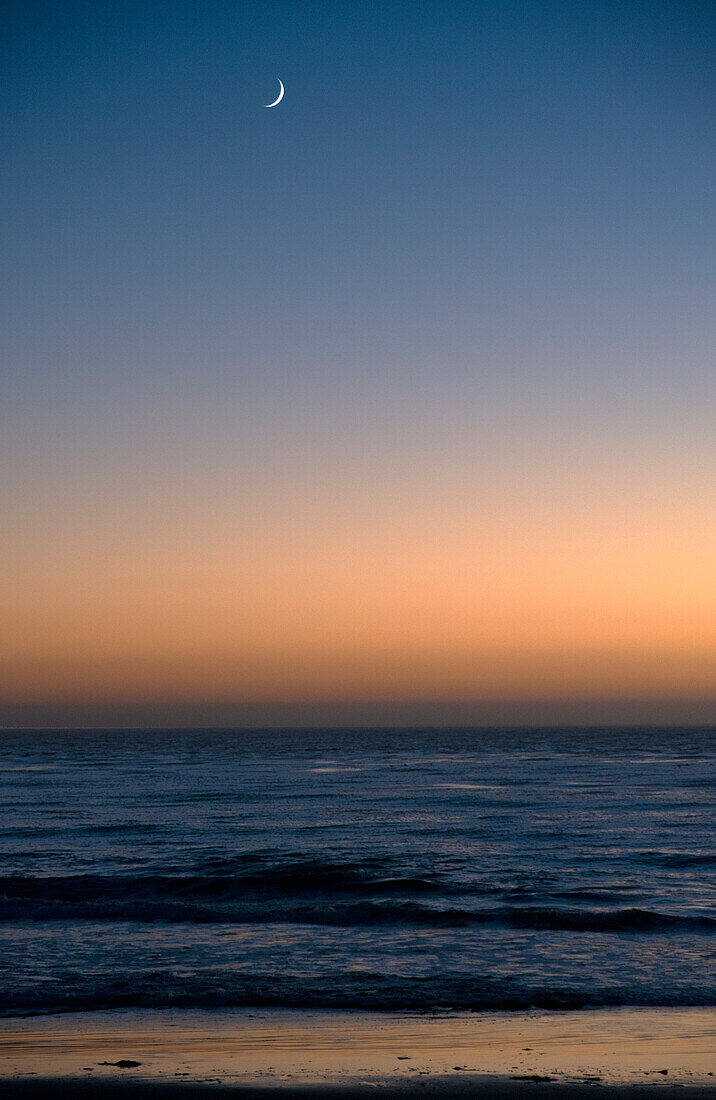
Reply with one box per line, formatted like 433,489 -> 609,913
2,1080 -> 715,1100
0,1006 -> 714,1097
1,728 -> 713,1097
5,0 -> 716,1087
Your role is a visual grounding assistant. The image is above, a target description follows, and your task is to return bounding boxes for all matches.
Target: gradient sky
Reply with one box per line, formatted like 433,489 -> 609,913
2,0 -> 715,726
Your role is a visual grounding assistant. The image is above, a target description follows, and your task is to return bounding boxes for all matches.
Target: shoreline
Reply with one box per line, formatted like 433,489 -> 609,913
0,1006 -> 713,1095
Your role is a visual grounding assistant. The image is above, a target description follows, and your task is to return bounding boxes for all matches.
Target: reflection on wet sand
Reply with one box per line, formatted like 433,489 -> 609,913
0,1007 -> 714,1090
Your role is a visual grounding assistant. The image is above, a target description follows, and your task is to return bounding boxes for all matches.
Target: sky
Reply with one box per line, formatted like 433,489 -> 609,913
2,0 -> 715,727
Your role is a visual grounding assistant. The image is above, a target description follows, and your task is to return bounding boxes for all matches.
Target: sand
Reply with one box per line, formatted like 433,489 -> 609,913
0,1007 -> 713,1098
1,1078 -> 716,1099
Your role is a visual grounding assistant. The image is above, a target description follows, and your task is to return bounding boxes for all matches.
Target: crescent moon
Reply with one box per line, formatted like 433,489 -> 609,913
264,79 -> 284,108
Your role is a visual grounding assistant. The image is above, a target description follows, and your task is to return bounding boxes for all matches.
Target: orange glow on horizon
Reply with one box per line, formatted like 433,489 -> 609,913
3,473 -> 715,710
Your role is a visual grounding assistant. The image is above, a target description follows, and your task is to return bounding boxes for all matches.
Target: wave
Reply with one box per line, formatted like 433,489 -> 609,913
634,851 -> 716,868
2,968 -> 714,1017
0,858 -> 441,904
1,871 -> 713,933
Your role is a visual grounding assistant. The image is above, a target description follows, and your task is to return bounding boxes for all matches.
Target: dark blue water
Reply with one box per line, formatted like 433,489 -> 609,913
0,727 -> 714,1015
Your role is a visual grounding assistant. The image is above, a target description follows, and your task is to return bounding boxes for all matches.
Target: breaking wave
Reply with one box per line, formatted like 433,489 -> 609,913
4,968 -> 714,1017
1,864 -> 713,934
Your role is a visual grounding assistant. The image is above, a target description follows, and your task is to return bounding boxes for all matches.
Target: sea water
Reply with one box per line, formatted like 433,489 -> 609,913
0,726 -> 713,1015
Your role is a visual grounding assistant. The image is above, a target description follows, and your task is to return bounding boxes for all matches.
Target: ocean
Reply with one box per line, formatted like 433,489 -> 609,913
0,726 -> 714,1016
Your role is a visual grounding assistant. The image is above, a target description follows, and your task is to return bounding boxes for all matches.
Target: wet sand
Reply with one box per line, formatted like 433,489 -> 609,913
0,1007 -> 713,1097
